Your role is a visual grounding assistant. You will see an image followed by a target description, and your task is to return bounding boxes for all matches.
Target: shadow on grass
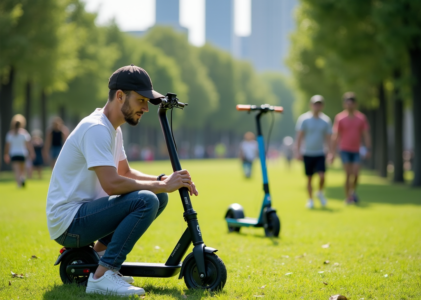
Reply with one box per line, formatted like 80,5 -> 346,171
43,283 -> 221,300
235,232 -> 280,245
325,183 -> 421,206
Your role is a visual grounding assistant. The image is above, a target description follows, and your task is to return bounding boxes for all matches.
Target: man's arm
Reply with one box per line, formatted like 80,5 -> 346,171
118,159 -> 159,181
94,165 -> 198,196
325,133 -> 333,156
294,131 -> 304,160
362,129 -> 371,158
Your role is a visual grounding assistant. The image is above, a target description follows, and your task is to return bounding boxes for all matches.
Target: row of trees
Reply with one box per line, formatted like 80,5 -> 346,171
0,0 -> 296,170
287,0 -> 421,186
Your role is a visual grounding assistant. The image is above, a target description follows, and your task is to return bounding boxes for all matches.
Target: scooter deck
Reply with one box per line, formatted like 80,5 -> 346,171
226,217 -> 262,227
120,262 -> 182,278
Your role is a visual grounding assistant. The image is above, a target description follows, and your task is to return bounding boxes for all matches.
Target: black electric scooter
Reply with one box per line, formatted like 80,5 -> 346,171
54,93 -> 227,291
225,104 -> 283,237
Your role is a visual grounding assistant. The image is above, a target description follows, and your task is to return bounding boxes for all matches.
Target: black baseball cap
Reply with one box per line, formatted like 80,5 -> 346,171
108,65 -> 164,105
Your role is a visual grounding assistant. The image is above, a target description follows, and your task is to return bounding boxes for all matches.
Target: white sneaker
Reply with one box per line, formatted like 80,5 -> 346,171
115,271 -> 134,284
86,270 -> 145,296
96,251 -> 134,284
306,199 -> 314,209
317,191 -> 327,207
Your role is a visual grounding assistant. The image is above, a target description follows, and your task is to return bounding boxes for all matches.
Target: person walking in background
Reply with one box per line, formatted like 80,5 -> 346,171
3,114 -> 35,188
295,95 -> 332,209
44,117 -> 69,168
31,129 -> 44,179
330,92 -> 371,204
281,136 -> 294,169
240,132 -> 258,178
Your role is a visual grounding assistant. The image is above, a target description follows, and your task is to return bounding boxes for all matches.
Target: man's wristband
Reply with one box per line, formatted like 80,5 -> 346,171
157,174 -> 166,181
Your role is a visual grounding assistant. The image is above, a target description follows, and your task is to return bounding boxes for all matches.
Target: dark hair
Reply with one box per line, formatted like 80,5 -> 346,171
108,89 -> 131,101
343,92 -> 356,102
14,121 -> 21,134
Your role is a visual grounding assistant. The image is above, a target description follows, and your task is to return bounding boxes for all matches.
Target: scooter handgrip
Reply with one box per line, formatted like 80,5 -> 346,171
274,106 -> 284,113
236,105 -> 251,111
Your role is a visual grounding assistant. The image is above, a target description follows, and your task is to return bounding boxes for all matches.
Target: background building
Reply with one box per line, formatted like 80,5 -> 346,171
205,0 -> 235,54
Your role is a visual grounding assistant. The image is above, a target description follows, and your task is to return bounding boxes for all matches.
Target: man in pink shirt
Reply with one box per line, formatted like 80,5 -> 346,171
330,92 -> 371,204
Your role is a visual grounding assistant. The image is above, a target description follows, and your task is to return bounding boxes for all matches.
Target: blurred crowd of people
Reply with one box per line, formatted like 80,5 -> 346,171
3,114 -> 69,187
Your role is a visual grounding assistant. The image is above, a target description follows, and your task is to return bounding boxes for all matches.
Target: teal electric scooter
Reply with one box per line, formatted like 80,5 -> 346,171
225,104 -> 283,237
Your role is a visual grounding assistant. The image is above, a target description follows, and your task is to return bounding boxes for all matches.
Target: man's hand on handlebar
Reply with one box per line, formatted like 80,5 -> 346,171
161,170 -> 199,196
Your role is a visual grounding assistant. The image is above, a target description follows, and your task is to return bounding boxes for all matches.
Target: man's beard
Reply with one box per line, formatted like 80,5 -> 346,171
121,99 -> 142,126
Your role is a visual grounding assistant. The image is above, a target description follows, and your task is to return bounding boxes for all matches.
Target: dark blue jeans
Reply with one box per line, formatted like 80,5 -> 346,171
55,191 -> 168,271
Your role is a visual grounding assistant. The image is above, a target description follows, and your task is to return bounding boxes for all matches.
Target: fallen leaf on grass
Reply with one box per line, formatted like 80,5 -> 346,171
324,260 -> 330,264
31,255 -> 38,259
323,282 -> 328,285
154,246 -> 160,250
318,271 -> 324,274
285,272 -> 293,276
322,243 -> 330,249
259,285 -> 266,289
11,271 -> 24,279
384,274 -> 388,278
329,295 -> 348,300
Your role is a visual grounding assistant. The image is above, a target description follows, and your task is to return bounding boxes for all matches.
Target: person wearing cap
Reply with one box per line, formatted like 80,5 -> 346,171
330,92 -> 371,205
46,65 -> 198,296
295,95 -> 332,209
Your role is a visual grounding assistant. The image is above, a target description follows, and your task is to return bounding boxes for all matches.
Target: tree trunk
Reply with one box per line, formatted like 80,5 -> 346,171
393,70 -> 404,183
365,109 -> 376,170
41,89 -> 47,137
25,80 -> 32,133
59,105 -> 66,123
0,67 -> 15,171
409,46 -> 421,186
376,83 -> 388,178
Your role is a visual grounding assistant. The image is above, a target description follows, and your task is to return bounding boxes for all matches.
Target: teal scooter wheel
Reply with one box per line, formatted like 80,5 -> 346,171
264,212 -> 281,237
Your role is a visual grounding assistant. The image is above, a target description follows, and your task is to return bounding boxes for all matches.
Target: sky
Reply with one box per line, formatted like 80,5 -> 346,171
83,0 -> 251,46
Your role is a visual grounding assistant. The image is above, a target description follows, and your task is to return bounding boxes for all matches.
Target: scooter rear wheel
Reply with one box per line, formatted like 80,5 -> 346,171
264,212 -> 281,237
59,250 -> 98,286
183,252 -> 227,291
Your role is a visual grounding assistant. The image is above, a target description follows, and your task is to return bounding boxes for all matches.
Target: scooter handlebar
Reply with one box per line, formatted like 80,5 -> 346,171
236,104 -> 283,113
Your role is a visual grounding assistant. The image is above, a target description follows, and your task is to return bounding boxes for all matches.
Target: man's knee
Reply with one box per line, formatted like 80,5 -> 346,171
134,190 -> 160,214
156,193 -> 168,209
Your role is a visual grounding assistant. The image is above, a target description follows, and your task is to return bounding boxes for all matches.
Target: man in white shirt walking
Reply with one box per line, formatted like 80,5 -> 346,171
295,95 -> 332,209
46,65 -> 198,296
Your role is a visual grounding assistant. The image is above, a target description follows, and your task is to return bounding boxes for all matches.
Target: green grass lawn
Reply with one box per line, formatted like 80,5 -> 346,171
0,159 -> 420,300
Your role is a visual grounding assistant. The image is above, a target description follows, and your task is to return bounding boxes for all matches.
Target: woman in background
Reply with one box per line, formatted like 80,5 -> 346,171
31,129 -> 44,179
3,114 -> 35,187
44,117 -> 69,168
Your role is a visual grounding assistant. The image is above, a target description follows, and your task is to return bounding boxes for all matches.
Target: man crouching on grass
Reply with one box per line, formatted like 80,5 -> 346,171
46,65 -> 198,296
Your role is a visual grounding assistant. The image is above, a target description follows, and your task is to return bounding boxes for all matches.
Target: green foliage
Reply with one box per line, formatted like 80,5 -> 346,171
260,72 -> 296,138
144,27 -> 219,129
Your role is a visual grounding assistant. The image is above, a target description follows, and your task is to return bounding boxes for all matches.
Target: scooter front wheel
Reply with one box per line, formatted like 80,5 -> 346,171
264,212 -> 281,237
183,252 -> 227,291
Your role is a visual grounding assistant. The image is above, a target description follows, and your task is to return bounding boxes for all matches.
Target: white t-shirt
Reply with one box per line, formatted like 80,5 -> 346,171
46,109 -> 126,240
6,129 -> 30,156
240,140 -> 258,162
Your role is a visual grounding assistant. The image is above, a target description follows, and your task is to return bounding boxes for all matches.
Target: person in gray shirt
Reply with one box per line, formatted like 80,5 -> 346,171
295,95 -> 332,209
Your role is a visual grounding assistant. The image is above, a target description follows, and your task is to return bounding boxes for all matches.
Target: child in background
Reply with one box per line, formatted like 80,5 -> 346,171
240,132 -> 258,178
